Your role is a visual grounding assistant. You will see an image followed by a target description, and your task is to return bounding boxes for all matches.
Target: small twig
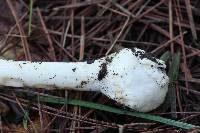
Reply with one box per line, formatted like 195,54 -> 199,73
53,0 -> 105,10
176,83 -> 183,112
151,31 -> 187,54
70,1 -> 75,57
62,20 -> 71,48
135,0 -> 151,16
36,8 -> 57,61
174,0 -> 189,94
6,0 -> 32,60
12,93 -> 38,133
37,94 -> 44,132
136,23 -> 149,42
80,16 -> 85,60
169,0 -> 174,53
106,17 -> 130,55
184,0 -> 197,41
98,4 -> 127,17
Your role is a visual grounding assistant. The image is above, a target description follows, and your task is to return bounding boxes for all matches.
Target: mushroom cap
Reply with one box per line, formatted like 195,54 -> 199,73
98,48 -> 169,112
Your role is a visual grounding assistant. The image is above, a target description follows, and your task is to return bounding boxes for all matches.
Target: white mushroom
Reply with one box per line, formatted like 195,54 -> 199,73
0,48 -> 169,112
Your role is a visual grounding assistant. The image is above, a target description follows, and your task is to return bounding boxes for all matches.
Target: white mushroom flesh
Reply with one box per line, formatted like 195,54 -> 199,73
0,48 -> 169,112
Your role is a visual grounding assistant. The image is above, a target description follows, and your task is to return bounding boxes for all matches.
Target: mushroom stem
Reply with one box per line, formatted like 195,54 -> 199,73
0,59 -> 102,91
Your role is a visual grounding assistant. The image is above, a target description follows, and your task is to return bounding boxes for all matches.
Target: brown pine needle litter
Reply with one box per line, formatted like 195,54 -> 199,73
0,0 -> 199,132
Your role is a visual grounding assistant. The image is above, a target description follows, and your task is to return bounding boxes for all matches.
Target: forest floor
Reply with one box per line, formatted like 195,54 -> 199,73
0,0 -> 199,132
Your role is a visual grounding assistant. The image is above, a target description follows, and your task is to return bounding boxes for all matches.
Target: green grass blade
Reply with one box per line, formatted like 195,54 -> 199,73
23,111 -> 29,130
38,96 -> 197,130
168,52 -> 181,118
160,51 -> 171,62
169,52 -> 181,82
